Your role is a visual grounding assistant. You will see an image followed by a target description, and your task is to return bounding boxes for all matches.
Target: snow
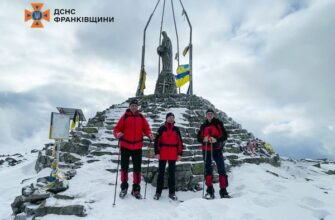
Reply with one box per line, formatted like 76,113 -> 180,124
1,155 -> 335,220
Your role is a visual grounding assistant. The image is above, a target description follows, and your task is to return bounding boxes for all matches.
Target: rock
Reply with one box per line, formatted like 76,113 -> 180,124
60,152 -> 81,164
34,205 -> 86,217
11,196 -> 25,214
87,159 -> 100,163
91,143 -> 114,148
80,138 -> 92,146
61,142 -> 89,156
47,179 -> 69,194
35,152 -> 53,173
90,151 -> 113,156
11,193 -> 50,215
325,170 -> 335,175
22,184 -> 36,197
14,213 -> 27,220
25,193 -> 50,204
6,157 -> 19,166
313,163 -> 321,168
191,163 -> 204,175
82,127 -> 99,134
53,194 -> 75,200
64,169 -> 77,179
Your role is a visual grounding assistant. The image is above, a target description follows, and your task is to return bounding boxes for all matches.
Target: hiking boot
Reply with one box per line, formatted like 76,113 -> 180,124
153,193 -> 161,200
204,192 -> 215,200
219,189 -> 231,198
168,193 -> 178,201
119,189 -> 127,198
131,190 -> 142,199
204,186 -> 215,200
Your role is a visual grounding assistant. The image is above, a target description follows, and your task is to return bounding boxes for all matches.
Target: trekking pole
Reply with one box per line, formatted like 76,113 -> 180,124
210,141 -> 214,166
144,140 -> 152,199
113,140 -> 121,207
202,141 -> 208,198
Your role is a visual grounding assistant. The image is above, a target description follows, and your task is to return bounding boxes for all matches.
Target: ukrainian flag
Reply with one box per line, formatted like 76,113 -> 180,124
71,111 -> 79,129
175,64 -> 190,88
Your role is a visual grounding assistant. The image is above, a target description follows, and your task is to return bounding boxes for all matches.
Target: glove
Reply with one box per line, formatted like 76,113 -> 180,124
210,137 -> 217,143
117,132 -> 124,139
203,136 -> 209,143
149,134 -> 155,141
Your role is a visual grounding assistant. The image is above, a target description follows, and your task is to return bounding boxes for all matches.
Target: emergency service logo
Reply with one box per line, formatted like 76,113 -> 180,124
25,3 -> 50,28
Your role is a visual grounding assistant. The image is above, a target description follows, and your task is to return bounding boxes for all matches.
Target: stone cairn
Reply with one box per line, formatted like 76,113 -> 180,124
11,94 -> 280,219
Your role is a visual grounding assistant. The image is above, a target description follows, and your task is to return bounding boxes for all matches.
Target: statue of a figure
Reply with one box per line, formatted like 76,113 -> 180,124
157,31 -> 173,73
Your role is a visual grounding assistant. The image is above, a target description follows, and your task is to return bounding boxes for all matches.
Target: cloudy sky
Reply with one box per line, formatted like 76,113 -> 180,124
0,0 -> 334,159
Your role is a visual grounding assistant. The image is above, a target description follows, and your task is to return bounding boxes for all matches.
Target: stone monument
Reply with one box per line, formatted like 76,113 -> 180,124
154,31 -> 177,95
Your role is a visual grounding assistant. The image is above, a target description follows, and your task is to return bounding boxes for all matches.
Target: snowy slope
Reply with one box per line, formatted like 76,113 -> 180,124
1,155 -> 334,220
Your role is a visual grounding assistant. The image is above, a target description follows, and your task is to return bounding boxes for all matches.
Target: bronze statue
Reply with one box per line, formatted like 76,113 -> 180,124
154,31 -> 177,95
157,31 -> 173,73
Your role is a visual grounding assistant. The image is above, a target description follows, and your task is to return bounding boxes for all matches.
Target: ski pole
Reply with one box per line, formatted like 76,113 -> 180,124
113,140 -> 121,207
144,140 -> 152,199
202,141 -> 208,198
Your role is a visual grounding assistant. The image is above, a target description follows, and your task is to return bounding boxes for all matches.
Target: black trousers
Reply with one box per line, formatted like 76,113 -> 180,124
156,160 -> 176,195
120,148 -> 142,190
203,149 -> 227,176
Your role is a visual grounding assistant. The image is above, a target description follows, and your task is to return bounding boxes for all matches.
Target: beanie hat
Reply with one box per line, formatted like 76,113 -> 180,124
166,112 -> 174,119
206,109 -> 215,114
129,99 -> 139,106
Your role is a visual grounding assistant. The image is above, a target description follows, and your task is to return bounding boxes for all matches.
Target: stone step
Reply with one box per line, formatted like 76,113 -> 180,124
186,144 -> 200,150
89,151 -> 116,156
91,143 -> 116,148
180,156 -> 203,162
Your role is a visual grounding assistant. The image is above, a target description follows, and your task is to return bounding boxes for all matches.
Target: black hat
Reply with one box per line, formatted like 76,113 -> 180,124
129,99 -> 139,106
166,112 -> 174,119
206,109 -> 215,114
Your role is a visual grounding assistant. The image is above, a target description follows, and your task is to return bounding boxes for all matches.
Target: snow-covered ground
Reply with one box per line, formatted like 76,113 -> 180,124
1,153 -> 334,220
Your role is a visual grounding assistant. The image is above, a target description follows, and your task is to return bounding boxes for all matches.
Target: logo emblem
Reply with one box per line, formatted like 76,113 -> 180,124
25,3 -> 50,28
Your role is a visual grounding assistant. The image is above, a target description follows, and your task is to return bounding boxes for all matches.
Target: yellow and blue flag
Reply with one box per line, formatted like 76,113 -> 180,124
175,64 -> 190,88
71,110 -> 79,129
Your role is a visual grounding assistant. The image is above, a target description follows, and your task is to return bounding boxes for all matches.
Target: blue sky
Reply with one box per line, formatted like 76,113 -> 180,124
0,0 -> 334,159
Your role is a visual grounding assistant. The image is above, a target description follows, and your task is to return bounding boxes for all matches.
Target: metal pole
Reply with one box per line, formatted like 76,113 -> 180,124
113,140 -> 121,207
202,141 -> 208,198
158,0 -> 166,76
56,139 -> 60,168
171,0 -> 180,67
178,0 -> 192,95
136,0 -> 161,97
171,0 -> 181,94
144,141 -> 152,199
141,0 -> 161,71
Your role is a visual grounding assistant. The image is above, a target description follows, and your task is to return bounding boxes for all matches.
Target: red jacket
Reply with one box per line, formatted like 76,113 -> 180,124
113,109 -> 152,150
197,118 -> 228,151
154,122 -> 183,161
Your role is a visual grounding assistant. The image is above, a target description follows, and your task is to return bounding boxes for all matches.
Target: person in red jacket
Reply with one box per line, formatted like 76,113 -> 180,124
113,99 -> 154,199
197,109 -> 230,199
153,112 -> 183,201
